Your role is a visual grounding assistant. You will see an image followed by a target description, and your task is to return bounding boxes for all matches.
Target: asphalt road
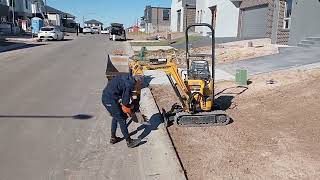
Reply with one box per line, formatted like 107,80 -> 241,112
0,35 -> 143,180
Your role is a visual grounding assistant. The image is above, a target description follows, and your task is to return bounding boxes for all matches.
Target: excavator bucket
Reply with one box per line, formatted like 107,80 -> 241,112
105,54 -> 130,80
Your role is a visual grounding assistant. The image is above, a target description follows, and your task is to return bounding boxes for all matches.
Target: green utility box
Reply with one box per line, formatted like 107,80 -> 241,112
235,69 -> 248,86
138,47 -> 147,61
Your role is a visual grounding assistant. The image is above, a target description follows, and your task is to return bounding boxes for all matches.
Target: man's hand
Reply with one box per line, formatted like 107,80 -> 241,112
121,104 -> 133,117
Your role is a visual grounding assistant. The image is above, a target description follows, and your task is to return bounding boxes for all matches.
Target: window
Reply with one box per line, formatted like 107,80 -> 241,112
41,27 -> 54,31
163,9 -> 170,21
283,0 -> 292,29
25,0 -> 28,9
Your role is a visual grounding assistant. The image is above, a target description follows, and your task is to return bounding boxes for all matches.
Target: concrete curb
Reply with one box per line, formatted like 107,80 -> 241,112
5,37 -> 38,42
138,88 -> 187,180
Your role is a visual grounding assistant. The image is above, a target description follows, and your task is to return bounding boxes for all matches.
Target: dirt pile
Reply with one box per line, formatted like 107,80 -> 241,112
133,38 -> 279,67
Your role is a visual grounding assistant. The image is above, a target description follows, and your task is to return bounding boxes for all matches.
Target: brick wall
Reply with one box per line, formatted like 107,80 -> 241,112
275,0 -> 290,44
183,8 -> 196,32
266,0 -> 275,38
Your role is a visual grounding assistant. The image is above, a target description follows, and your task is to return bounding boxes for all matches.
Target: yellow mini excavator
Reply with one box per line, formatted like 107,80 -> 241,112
129,23 -> 231,127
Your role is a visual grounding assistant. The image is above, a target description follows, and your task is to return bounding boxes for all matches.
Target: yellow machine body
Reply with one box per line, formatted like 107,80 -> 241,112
129,58 -> 214,113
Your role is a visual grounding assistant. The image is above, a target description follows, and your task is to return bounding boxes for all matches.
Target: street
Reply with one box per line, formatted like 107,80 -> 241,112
0,35 -> 142,180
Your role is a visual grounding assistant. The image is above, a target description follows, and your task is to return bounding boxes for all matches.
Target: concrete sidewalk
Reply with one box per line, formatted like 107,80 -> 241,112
102,42 -> 187,180
4,35 -> 38,42
131,45 -> 174,52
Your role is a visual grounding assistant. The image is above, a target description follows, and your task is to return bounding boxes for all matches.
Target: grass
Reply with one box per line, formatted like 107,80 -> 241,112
130,35 -> 203,47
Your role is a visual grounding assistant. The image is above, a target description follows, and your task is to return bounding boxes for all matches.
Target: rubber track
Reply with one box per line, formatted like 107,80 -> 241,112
174,110 -> 231,127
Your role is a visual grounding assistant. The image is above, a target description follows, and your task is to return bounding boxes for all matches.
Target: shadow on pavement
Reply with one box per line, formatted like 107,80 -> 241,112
41,39 -> 73,42
0,43 -> 46,53
0,114 -> 93,120
128,113 -> 162,140
138,113 -> 162,139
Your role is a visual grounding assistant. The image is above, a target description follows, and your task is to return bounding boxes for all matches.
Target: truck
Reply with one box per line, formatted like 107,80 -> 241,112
109,23 -> 126,41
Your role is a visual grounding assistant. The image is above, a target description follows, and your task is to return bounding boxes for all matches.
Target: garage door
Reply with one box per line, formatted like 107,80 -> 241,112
241,5 -> 268,39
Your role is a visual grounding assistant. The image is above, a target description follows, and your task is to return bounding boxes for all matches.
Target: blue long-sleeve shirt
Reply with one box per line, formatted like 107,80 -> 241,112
102,75 -> 135,105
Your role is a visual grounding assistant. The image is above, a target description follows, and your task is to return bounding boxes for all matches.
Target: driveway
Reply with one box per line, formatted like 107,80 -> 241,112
218,46 -> 320,75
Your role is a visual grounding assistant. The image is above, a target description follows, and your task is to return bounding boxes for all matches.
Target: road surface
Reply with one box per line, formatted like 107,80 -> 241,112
0,35 -> 144,180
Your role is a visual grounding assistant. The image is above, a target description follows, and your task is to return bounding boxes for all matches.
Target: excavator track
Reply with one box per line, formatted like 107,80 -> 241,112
174,110 -> 231,127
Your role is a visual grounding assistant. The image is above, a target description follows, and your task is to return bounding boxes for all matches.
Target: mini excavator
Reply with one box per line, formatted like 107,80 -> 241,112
129,23 -> 231,127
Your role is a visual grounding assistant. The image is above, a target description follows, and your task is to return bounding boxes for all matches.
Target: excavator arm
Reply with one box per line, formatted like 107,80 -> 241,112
129,59 -> 192,111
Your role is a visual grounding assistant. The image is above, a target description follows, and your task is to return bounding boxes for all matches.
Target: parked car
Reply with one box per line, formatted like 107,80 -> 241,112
92,27 -> 101,34
83,26 -> 93,34
38,26 -> 64,41
101,28 -> 110,34
109,23 -> 126,41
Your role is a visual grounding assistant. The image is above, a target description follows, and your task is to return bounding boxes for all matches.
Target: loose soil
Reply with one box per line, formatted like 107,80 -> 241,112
134,38 -> 279,68
151,68 -> 320,180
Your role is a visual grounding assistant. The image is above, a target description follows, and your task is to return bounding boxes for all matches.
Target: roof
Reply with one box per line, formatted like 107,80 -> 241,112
84,19 -> 103,25
45,5 -> 75,18
145,6 -> 171,10
240,0 -> 269,9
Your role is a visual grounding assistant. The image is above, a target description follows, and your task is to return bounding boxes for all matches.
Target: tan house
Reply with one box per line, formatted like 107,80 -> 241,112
143,6 -> 171,33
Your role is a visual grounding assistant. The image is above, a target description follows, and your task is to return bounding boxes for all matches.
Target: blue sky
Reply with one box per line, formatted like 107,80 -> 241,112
47,0 -> 171,27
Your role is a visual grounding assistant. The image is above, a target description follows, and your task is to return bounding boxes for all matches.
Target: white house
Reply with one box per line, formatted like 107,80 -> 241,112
45,5 -> 76,27
84,19 -> 103,30
196,0 -> 240,38
171,0 -> 197,32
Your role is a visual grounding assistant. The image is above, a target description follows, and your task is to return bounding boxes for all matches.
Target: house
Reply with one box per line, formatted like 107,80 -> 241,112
0,0 -> 10,23
45,5 -> 75,27
0,0 -> 10,34
171,0 -> 197,32
31,0 -> 45,19
196,0 -> 240,37
0,0 -> 33,34
13,0 -> 33,20
84,19 -> 103,30
238,0 -> 320,46
273,0 -> 320,46
143,5 -> 171,33
195,0 -> 320,46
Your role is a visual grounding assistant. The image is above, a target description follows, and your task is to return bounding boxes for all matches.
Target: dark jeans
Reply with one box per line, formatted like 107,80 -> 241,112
102,100 -> 130,139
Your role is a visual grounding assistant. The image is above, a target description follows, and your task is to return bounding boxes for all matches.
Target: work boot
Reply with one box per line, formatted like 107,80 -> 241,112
126,138 -> 141,148
109,136 -> 122,144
